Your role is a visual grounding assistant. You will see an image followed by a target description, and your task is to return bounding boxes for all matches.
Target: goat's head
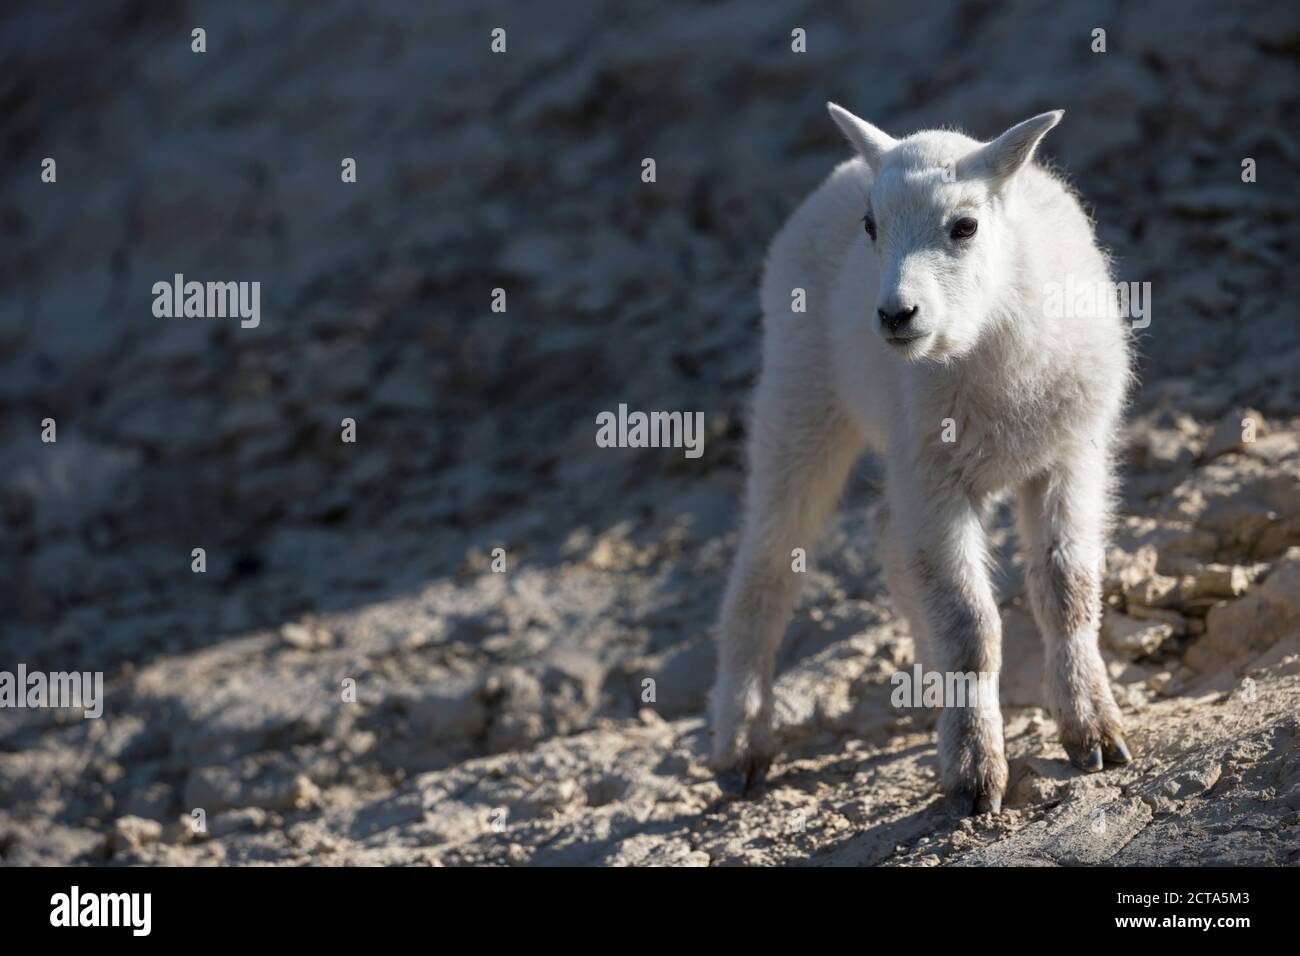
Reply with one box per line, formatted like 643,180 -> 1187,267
828,103 -> 1063,363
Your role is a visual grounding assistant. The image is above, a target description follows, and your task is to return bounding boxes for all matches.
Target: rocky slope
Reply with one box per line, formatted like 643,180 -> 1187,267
0,0 -> 1297,865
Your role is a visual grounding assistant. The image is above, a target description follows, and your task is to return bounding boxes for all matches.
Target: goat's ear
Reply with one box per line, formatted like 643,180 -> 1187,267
961,110 -> 1064,185
827,102 -> 897,170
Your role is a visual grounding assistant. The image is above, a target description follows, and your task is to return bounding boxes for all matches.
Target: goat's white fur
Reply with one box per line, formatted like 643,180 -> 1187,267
709,103 -> 1133,812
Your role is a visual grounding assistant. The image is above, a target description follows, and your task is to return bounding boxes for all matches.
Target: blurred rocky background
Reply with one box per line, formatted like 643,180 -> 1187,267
0,0 -> 1297,865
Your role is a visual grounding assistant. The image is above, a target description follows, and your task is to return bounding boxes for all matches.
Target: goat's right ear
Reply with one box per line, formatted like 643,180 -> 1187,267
827,102 -> 896,170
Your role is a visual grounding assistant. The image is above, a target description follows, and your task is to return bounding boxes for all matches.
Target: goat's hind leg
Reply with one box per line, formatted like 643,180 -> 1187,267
709,383 -> 862,791
876,502 -> 935,671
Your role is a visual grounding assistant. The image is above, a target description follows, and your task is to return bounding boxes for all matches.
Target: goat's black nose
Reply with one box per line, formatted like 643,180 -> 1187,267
878,305 -> 918,332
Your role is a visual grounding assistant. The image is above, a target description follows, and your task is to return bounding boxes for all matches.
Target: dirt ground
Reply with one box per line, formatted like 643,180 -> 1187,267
1,0 -> 1297,865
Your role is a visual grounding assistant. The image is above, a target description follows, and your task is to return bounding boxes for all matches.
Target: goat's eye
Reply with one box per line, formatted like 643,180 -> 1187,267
863,214 -> 877,241
951,217 -> 978,240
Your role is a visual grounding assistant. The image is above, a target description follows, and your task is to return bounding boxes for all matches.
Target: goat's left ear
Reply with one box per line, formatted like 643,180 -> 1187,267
827,102 -> 897,171
961,110 -> 1064,185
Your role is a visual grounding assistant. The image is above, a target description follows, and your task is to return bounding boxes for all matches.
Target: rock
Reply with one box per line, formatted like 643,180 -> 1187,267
209,808 -> 270,838
1102,610 -> 1173,660
505,844 -> 531,866
1199,474 -> 1300,558
1203,408 -> 1266,460
1185,563 -> 1252,599
1124,604 -> 1189,637
1124,574 -> 1180,608
280,621 -> 336,650
1164,762 -> 1223,800
1005,757 -> 1074,807
1047,798 -> 1154,865
109,816 -> 163,855
1254,514 -> 1300,559
517,780 -> 585,819
1104,544 -> 1159,596
587,526 -> 655,571
1186,555 -> 1300,673
1130,427 -> 1199,472
182,766 -> 323,815
484,668 -> 547,752
289,775 -> 321,811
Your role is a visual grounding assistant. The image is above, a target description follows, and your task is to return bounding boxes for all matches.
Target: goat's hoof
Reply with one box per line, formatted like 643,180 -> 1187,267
945,787 -> 1002,817
1067,741 -> 1105,773
716,754 -> 771,797
974,790 -> 1003,815
1064,728 -> 1133,773
1103,735 -> 1132,765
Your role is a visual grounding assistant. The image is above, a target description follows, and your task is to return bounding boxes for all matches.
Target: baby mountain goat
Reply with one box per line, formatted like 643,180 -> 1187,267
709,104 -> 1134,814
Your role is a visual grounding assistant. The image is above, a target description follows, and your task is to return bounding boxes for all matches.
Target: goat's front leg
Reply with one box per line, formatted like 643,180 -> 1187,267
1017,464 -> 1130,772
895,483 -> 1007,814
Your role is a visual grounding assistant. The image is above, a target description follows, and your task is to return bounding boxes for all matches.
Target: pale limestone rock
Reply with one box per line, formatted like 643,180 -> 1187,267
1202,408 -> 1266,461
1102,609 -> 1173,660
1187,555 -> 1300,673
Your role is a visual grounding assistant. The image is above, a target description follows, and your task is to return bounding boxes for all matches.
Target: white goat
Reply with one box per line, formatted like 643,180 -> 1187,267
709,103 -> 1134,814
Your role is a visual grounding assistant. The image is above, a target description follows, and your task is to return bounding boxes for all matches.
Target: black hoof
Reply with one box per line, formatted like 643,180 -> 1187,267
1067,742 -> 1105,773
716,755 -> 771,797
945,788 -> 1002,817
1103,736 -> 1132,765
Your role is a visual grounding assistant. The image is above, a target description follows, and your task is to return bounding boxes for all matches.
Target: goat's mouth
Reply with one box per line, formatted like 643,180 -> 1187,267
883,330 -> 933,361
